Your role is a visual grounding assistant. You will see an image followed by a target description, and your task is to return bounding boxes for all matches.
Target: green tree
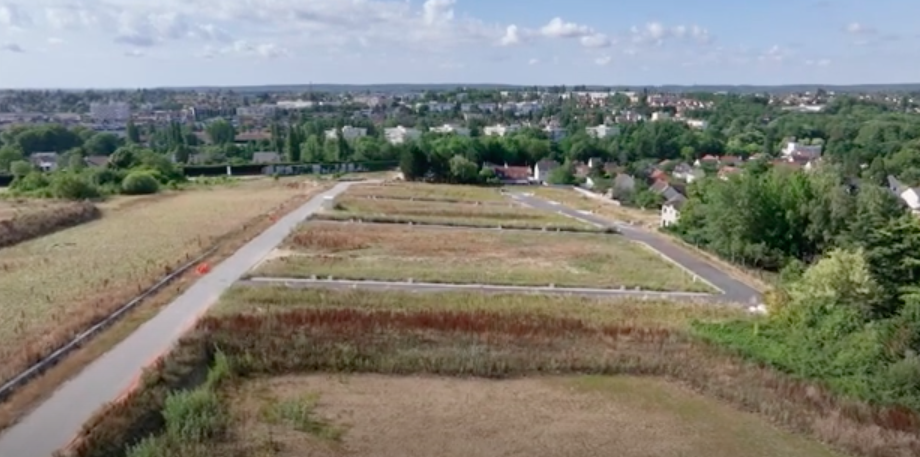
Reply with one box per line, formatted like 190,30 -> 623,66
84,133 -> 122,156
126,120 -> 141,144
285,126 -> 302,162
0,145 -> 23,172
399,144 -> 427,181
547,160 -> 577,185
206,119 -> 236,145
10,160 -> 32,177
448,154 -> 479,184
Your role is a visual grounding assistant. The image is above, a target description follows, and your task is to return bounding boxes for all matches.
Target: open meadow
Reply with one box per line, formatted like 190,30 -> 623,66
0,178 -> 328,388
316,194 -> 602,230
64,286 -> 902,457
0,199 -> 100,248
249,221 -> 714,292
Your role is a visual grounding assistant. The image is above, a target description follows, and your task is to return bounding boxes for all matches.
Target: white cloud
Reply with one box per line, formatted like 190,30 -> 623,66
594,55 -> 611,66
44,6 -> 98,30
1,42 -> 24,53
423,0 -> 455,25
845,22 -> 876,34
631,22 -> 711,45
47,37 -> 63,45
124,49 -> 145,58
0,3 -> 30,28
528,58 -> 539,65
580,33 -> 611,48
758,44 -> 787,62
540,17 -> 592,38
500,24 -> 523,46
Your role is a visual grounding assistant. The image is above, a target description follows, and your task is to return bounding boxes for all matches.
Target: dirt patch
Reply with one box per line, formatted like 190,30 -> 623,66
224,374 -> 843,457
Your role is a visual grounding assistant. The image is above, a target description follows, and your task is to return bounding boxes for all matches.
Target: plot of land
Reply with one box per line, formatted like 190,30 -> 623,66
319,195 -> 599,230
531,186 -> 661,226
221,374 -> 844,457
346,182 -> 509,202
249,221 -> 712,292
0,178 -> 326,385
216,287 -> 742,328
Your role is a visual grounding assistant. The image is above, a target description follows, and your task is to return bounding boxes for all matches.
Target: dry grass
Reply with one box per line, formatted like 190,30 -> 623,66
326,195 -> 598,230
345,182 -> 509,202
251,221 -> 714,292
215,287 -> 744,328
0,199 -> 100,248
0,187 -> 329,432
0,178 -> 329,387
531,186 -> 661,226
222,374 -> 844,457
530,186 -> 775,292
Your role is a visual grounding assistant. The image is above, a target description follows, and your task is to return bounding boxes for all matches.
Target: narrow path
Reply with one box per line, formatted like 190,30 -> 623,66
239,277 -> 725,302
0,182 -> 356,457
509,192 -> 763,305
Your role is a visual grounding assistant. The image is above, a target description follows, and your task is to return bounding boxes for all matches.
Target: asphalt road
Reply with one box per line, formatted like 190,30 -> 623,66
0,182 -> 356,457
509,192 -> 763,305
240,277 -> 724,302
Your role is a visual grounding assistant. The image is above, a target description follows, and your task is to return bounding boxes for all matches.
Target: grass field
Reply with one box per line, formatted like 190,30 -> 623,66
0,178 -> 328,387
529,186 -> 776,291
346,182 -> 509,202
218,374 -> 843,457
321,195 -> 599,230
67,298 -> 893,457
0,199 -> 100,248
215,287 -> 742,327
249,221 -> 714,292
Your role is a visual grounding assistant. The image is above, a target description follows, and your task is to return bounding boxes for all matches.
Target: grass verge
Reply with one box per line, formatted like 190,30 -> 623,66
0,200 -> 100,248
345,182 -> 508,202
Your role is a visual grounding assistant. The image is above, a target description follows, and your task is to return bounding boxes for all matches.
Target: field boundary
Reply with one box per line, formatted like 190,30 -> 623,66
308,213 -> 618,234
239,277 -> 725,301
344,195 -> 513,205
304,217 -> 620,234
0,245 -> 218,403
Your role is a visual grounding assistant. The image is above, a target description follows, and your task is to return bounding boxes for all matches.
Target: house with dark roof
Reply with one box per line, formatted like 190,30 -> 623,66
486,163 -> 532,184
29,152 -> 59,172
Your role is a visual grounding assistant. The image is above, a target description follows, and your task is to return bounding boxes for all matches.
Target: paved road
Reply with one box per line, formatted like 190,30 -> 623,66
0,182 -> 355,457
509,192 -> 763,305
240,277 -> 724,302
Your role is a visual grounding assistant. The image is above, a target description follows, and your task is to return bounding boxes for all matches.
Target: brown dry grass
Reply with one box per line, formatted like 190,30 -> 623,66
215,287 -> 744,328
0,187 -> 328,432
222,374 -> 845,457
529,186 -> 775,292
0,178 -> 329,388
0,199 -> 100,248
252,221 -> 714,292
328,195 -> 597,230
345,182 -> 508,201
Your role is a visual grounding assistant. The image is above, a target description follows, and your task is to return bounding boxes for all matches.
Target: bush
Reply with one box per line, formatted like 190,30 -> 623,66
122,171 -> 161,195
49,172 -> 102,200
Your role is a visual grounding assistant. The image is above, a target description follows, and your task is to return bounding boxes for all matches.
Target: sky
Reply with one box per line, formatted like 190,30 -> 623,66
0,0 -> 918,89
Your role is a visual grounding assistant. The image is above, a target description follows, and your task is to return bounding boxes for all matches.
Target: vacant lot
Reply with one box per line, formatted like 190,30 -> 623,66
0,178 -> 327,386
251,221 -> 712,292
0,199 -> 100,248
531,186 -> 661,226
346,182 -> 508,202
320,195 -> 600,230
215,287 -> 741,327
221,374 -> 843,457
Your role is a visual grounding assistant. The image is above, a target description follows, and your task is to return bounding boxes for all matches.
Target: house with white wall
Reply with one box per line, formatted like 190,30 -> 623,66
384,126 -> 421,144
429,123 -> 471,136
325,126 -> 368,141
483,124 -> 521,137
585,124 -> 619,139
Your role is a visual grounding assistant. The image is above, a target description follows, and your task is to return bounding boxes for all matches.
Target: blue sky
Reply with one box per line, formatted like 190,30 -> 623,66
0,0 -> 917,89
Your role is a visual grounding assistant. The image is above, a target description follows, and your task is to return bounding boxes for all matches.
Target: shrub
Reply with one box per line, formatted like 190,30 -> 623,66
49,172 -> 102,200
122,171 -> 161,195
